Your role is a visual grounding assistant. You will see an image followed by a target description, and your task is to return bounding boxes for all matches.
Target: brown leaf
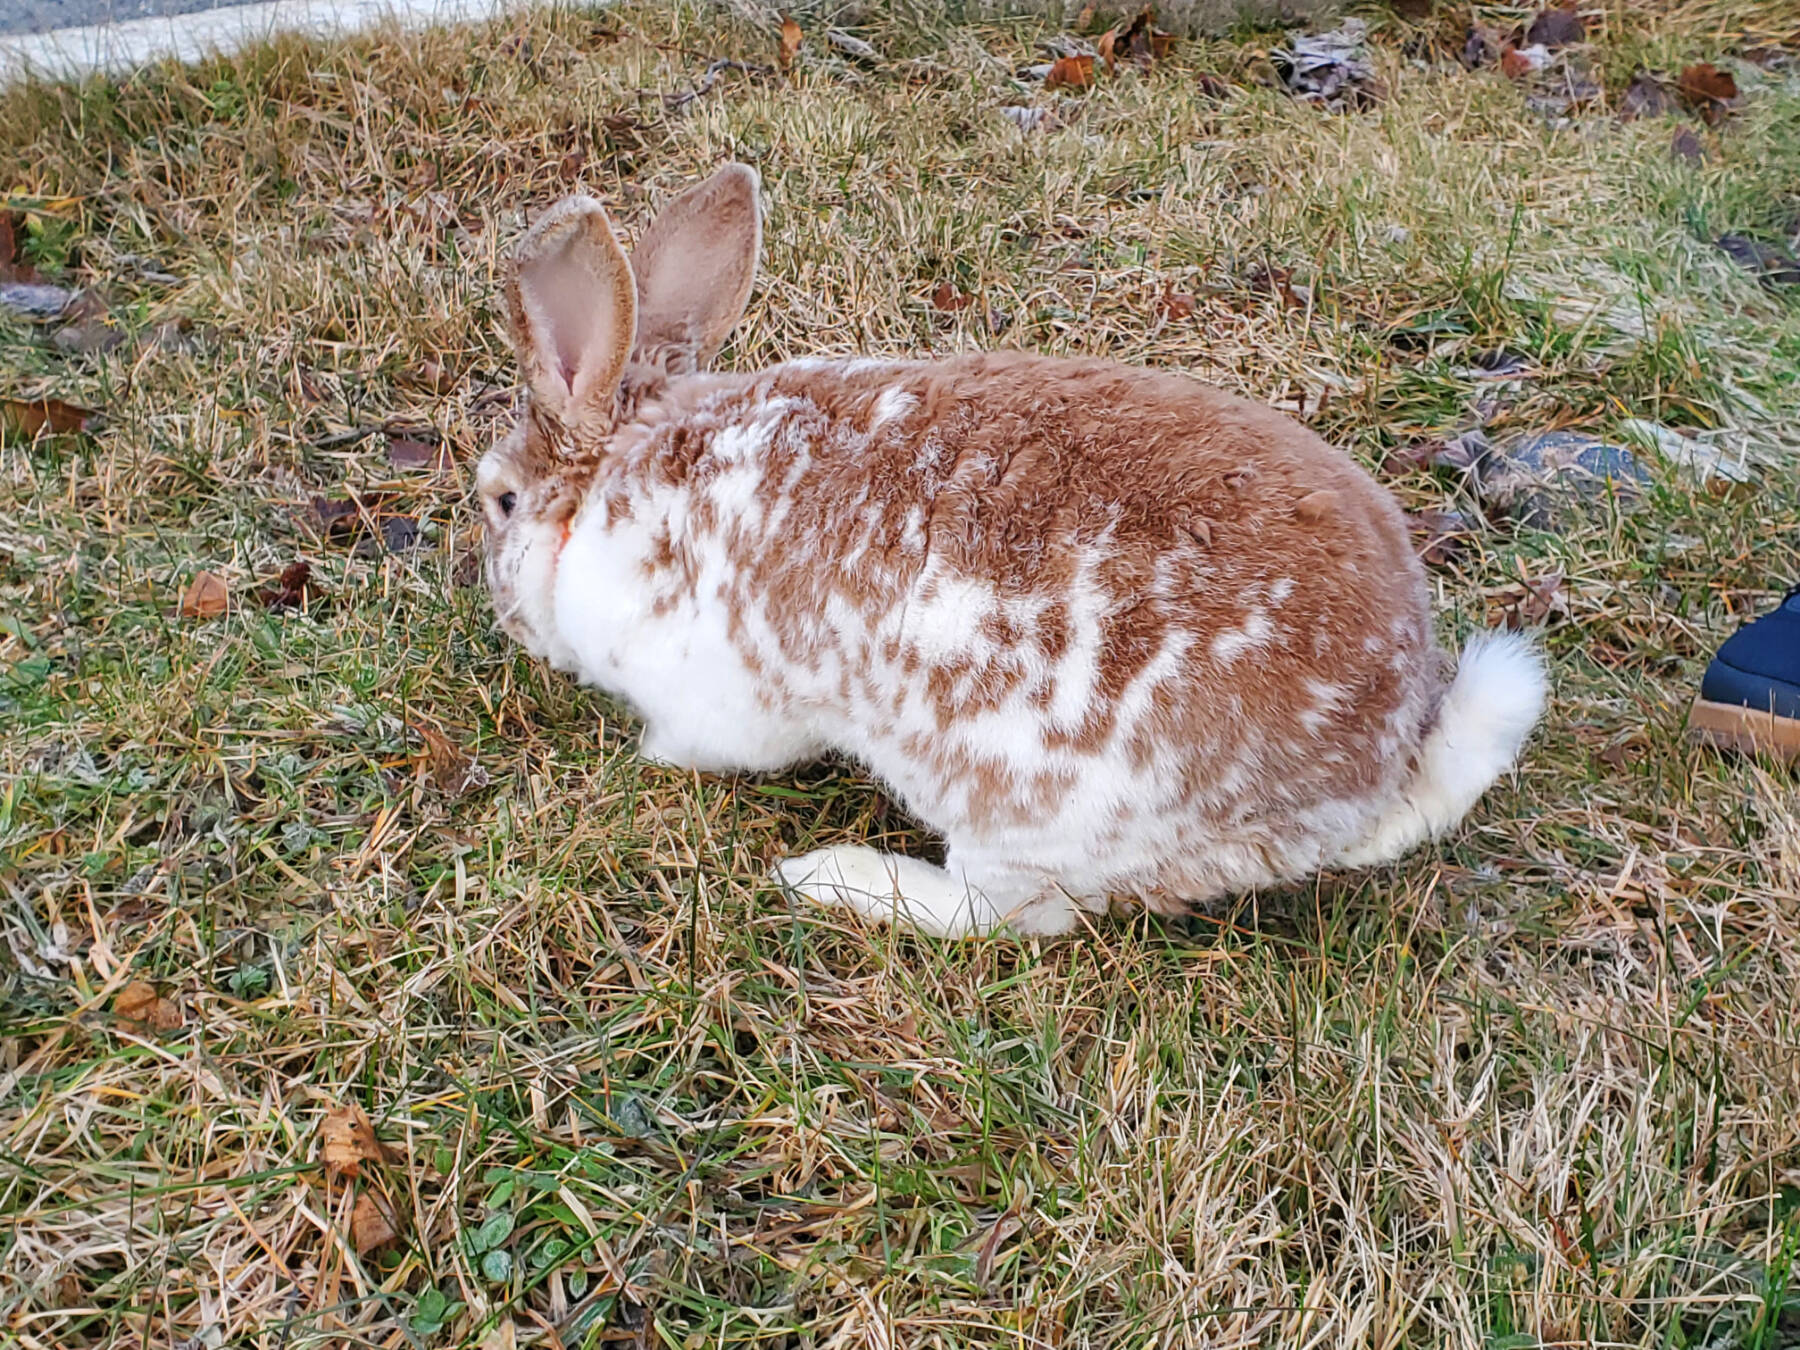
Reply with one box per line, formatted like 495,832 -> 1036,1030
1677,63 -> 1738,122
387,435 -> 452,470
931,281 -> 975,312
1044,54 -> 1095,90
1097,27 -> 1119,75
256,560 -> 323,611
1195,70 -> 1230,99
777,15 -> 803,72
1246,263 -> 1303,308
1155,281 -> 1195,320
1618,70 -> 1673,120
178,571 -> 229,619
2,395 -> 98,437
321,1102 -> 392,1179
1462,24 -> 1502,69
1524,6 -> 1584,50
399,358 -> 457,394
52,320 -> 124,356
1505,570 -> 1566,628
1407,509 -> 1474,566
311,496 -> 361,536
114,980 -> 183,1031
0,211 -> 40,283
379,516 -> 420,552
973,1210 -> 1024,1286
413,722 -> 487,796
1717,233 -> 1800,287
1670,125 -> 1706,162
350,1189 -> 400,1254
1101,8 -> 1171,72
1499,45 -> 1534,80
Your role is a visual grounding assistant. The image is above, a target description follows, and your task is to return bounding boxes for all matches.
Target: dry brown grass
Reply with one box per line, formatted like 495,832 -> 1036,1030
2,2 -> 1799,1346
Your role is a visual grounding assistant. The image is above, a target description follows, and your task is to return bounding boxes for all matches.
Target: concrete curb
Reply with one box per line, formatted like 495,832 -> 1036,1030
1,0 -> 523,80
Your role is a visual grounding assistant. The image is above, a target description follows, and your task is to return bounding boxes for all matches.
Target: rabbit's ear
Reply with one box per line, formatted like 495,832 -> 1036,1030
630,163 -> 761,375
506,196 -> 638,438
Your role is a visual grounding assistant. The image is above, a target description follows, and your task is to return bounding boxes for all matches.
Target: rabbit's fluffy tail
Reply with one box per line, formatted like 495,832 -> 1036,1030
1334,632 -> 1547,869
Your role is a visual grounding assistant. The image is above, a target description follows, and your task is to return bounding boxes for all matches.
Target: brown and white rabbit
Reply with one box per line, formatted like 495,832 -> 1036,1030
479,163 -> 1547,938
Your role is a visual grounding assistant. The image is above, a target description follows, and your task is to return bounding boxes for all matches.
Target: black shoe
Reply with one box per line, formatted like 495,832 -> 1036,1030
1690,586 -> 1800,762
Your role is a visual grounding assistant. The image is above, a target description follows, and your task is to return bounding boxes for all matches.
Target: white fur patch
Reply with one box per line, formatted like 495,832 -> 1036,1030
870,386 -> 917,430
1211,609 -> 1273,665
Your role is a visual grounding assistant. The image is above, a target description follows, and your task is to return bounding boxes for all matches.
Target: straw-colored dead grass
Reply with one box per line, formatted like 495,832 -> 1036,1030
2,2 -> 1798,1346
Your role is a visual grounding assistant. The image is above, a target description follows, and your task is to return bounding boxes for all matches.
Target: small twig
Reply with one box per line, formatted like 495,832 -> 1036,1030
636,58 -> 767,113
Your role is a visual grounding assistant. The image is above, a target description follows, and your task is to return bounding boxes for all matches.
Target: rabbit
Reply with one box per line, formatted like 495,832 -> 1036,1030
478,162 -> 1548,939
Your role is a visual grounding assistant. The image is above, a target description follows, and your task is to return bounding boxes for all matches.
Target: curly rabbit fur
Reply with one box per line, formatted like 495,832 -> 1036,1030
478,163 -> 1547,938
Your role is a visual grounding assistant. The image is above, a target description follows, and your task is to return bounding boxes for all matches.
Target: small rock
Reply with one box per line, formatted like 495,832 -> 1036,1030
0,282 -> 74,320
1477,430 -> 1651,526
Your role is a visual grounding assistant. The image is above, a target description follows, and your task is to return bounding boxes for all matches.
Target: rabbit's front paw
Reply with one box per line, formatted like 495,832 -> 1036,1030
773,846 -> 1013,939
637,724 -> 693,769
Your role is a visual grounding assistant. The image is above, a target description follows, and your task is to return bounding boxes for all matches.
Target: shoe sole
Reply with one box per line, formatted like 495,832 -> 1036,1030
1688,698 -> 1800,763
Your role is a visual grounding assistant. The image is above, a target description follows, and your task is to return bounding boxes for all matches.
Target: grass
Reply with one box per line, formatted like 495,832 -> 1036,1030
2,1 -> 1800,1345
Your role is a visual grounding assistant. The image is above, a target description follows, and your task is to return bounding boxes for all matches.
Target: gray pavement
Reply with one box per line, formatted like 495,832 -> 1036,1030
1,0 -> 251,37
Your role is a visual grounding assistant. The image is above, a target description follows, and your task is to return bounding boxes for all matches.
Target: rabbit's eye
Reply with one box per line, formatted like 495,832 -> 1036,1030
498,491 -> 517,517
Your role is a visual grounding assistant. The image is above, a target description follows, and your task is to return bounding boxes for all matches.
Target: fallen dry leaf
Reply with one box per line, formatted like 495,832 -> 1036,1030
777,15 -> 802,72
1155,282 -> 1195,320
1246,263 -> 1304,308
380,516 -> 421,552
826,29 -> 879,63
1100,7 -> 1173,74
114,980 -> 184,1031
1407,509 -> 1475,566
321,1102 -> 392,1179
931,281 -> 975,312
1670,125 -> 1706,162
1618,70 -> 1673,120
178,571 -> 229,619
350,1189 -> 400,1254
1505,571 -> 1566,628
1499,45 -> 1534,80
386,435 -> 451,470
52,319 -> 123,356
413,721 -> 487,796
1677,62 -> 1738,122
311,496 -> 361,535
1717,234 -> 1800,287
974,1211 -> 1025,1286
1044,54 -> 1095,90
1195,70 -> 1231,99
256,560 -> 323,611
2,395 -> 98,437
1463,24 -> 1502,69
399,359 -> 457,394
0,211 -> 39,283
998,105 -> 1060,133
1525,6 -> 1584,50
